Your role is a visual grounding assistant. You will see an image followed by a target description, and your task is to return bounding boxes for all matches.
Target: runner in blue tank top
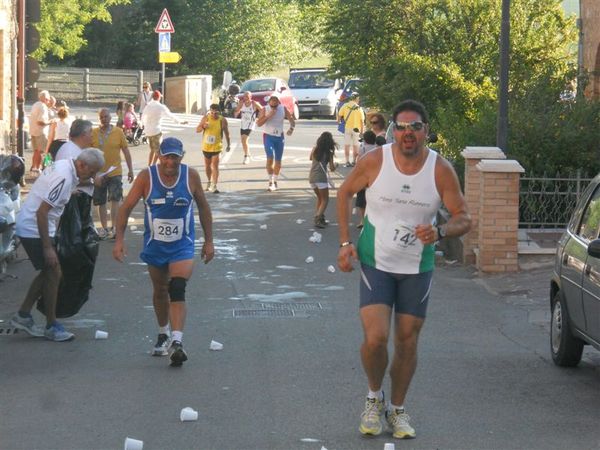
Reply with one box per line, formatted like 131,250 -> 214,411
113,137 -> 214,367
336,100 -> 472,439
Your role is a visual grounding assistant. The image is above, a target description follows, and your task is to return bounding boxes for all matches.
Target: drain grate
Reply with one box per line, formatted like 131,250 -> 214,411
233,309 -> 295,318
0,327 -> 19,335
261,302 -> 322,311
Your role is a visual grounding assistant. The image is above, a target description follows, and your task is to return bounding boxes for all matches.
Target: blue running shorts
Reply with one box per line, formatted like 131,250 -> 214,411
263,133 -> 285,161
359,263 -> 433,318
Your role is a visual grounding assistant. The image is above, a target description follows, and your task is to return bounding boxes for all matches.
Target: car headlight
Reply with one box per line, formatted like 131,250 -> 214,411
320,98 -> 331,105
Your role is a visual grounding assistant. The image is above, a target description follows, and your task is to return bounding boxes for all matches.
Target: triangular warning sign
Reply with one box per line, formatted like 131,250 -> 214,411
155,8 -> 175,33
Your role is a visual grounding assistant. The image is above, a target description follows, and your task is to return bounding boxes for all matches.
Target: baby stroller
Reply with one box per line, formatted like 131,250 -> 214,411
125,123 -> 145,146
123,112 -> 146,146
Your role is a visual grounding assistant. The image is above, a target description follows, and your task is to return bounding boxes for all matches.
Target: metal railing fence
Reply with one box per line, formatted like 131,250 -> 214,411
36,67 -> 160,103
519,170 -> 593,229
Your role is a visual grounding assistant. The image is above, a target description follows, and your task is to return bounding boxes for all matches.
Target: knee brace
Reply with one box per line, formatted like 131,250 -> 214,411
168,277 -> 187,302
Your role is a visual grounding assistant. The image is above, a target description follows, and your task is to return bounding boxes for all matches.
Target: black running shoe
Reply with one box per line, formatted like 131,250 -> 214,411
169,340 -> 188,367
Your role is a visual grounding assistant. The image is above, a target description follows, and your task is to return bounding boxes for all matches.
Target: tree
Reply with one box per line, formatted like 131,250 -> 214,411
322,0 -> 581,165
34,0 -> 130,61
54,0 -> 324,83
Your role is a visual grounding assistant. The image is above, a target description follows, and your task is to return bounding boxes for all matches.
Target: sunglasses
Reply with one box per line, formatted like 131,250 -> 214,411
394,121 -> 425,132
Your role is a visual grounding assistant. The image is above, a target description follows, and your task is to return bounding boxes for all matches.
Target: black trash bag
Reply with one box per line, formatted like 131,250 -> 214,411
37,193 -> 99,318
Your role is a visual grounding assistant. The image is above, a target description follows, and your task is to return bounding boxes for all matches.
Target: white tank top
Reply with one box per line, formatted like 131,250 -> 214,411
54,119 -> 72,141
240,102 -> 257,130
358,144 -> 441,274
263,105 -> 285,137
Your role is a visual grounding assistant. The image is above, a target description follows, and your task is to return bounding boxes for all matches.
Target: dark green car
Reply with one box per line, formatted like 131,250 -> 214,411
551,176 -> 600,366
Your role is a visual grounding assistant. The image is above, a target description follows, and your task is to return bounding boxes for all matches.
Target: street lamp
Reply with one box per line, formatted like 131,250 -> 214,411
496,0 -> 510,153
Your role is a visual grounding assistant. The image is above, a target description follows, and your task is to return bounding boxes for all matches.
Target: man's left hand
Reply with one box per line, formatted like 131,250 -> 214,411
286,128 -> 294,136
415,224 -> 437,245
201,241 -> 215,264
127,171 -> 134,183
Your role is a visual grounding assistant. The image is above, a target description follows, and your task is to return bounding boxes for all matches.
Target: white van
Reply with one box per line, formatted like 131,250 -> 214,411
288,68 -> 343,118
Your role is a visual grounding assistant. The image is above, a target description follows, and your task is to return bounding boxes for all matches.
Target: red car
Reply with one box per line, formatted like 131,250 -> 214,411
237,77 -> 300,119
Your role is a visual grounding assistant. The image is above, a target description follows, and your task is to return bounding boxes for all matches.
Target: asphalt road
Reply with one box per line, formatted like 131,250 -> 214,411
0,110 -> 598,450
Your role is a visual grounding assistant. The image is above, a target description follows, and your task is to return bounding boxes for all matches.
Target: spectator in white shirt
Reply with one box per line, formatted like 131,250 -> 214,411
28,90 -> 52,173
141,90 -> 187,165
10,149 -> 104,342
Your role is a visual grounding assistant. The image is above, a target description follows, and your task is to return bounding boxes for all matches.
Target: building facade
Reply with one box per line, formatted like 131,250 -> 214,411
582,0 -> 600,98
0,1 -> 16,155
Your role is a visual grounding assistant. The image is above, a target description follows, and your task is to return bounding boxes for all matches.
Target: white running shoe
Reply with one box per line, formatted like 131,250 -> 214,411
243,155 -> 251,165
359,396 -> 385,436
386,408 -> 416,439
152,333 -> 170,356
10,313 -> 44,337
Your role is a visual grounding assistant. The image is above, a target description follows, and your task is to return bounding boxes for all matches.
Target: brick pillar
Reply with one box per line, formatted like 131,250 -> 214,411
461,147 -> 505,265
477,160 -> 525,272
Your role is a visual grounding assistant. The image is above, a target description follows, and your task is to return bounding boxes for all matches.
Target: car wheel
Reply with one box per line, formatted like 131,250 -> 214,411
550,291 -> 584,367
293,103 -> 300,120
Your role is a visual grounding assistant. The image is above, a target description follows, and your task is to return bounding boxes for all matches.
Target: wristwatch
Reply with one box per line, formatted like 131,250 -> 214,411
436,225 -> 447,240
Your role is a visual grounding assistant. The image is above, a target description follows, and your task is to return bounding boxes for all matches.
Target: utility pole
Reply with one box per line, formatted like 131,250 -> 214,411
496,0 -> 510,153
577,0 -> 585,99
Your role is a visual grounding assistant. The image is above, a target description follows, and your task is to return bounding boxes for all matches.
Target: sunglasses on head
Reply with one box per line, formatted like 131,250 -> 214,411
394,121 -> 425,131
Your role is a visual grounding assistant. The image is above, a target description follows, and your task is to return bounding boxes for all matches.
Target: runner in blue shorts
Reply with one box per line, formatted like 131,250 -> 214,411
337,100 -> 472,439
113,137 -> 214,367
256,93 -> 296,191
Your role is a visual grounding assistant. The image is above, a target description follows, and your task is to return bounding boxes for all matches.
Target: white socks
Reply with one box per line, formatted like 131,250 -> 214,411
367,389 -> 383,401
171,330 -> 183,343
159,325 -> 170,335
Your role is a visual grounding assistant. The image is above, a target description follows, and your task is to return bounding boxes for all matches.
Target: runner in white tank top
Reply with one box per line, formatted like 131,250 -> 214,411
255,93 -> 296,191
234,91 -> 262,164
359,144 -> 441,274
335,100 -> 472,439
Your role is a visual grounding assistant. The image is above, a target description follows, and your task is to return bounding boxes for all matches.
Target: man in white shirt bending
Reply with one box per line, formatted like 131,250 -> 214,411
142,90 -> 187,166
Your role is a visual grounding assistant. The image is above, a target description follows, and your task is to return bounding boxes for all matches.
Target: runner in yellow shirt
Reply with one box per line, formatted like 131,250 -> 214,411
196,104 -> 231,193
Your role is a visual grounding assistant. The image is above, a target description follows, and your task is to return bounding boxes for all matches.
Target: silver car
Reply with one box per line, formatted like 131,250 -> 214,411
551,175 -> 600,366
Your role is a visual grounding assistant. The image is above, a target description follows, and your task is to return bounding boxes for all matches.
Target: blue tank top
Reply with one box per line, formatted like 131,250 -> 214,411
143,164 -> 195,251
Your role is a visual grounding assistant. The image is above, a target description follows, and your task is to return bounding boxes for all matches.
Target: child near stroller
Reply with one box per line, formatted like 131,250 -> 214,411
123,103 -> 145,146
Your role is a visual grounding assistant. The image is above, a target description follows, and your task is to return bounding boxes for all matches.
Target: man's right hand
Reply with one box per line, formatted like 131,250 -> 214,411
337,244 -> 357,272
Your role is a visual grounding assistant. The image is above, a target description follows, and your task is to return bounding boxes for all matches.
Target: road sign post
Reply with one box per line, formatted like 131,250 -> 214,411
155,9 -> 175,97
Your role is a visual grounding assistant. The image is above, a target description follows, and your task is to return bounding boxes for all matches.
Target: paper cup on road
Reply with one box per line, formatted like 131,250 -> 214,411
95,330 -> 108,339
180,407 -> 199,422
260,224 -> 267,230
327,265 -> 336,273
124,437 -> 143,450
383,444 -> 395,450
305,256 -> 314,263
209,340 -> 223,351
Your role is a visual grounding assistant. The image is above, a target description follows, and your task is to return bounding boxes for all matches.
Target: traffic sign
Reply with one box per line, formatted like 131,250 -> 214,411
158,52 -> 182,63
158,32 -> 171,53
155,8 -> 175,33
